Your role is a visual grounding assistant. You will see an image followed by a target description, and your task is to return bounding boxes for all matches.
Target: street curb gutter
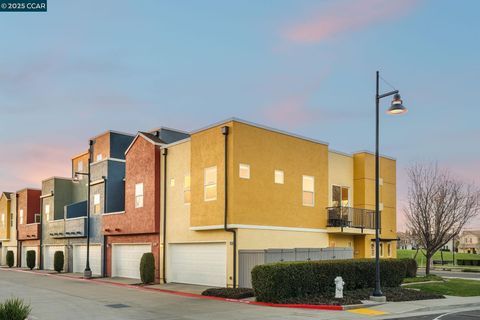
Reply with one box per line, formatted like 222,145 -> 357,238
2,268 -> 344,311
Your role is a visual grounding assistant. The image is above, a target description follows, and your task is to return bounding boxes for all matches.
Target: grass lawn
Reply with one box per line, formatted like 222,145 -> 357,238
398,249 -> 480,267
403,274 -> 443,284
407,279 -> 480,296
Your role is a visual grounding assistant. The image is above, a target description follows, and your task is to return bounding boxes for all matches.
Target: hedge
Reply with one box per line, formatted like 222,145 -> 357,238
140,252 -> 155,284
457,259 -> 480,266
6,251 -> 14,268
401,258 -> 418,277
251,259 -> 407,303
26,250 -> 36,270
54,251 -> 64,273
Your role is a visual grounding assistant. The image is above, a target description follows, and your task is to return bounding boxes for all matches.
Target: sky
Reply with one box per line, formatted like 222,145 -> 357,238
1,0 -> 479,230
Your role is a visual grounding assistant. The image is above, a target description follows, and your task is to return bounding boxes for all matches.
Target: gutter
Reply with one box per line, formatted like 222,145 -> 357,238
162,148 -> 168,283
221,126 -> 237,288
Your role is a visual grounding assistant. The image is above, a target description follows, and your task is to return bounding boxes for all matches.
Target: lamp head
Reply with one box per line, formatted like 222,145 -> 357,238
387,93 -> 407,115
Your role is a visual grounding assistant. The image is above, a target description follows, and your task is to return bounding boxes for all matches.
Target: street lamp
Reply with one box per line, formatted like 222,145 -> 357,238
373,71 -> 407,300
72,139 -> 94,279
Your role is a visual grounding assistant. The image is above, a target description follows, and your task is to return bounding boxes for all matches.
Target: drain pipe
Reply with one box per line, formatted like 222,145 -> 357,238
221,126 -> 237,288
15,193 -> 20,267
162,148 -> 168,283
39,197 -> 43,270
102,176 -> 108,277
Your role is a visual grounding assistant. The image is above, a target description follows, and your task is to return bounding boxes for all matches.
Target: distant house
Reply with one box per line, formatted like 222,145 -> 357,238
397,231 -> 418,250
459,230 -> 480,254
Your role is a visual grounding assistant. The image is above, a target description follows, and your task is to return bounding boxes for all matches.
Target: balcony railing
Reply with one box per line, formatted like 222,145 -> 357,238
326,206 -> 376,230
18,223 -> 41,240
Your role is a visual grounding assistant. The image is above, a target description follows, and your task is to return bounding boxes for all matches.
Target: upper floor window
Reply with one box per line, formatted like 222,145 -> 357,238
10,213 -> 13,227
332,186 -> 349,207
45,204 -> 51,221
34,214 -> 40,223
135,183 -> 144,209
274,170 -> 284,184
96,154 -> 103,162
93,194 -> 101,214
302,176 -> 314,207
77,161 -> 84,180
184,175 -> 191,205
204,166 -> 217,201
387,243 -> 392,257
19,209 -> 24,224
380,243 -> 384,257
239,164 -> 250,179
170,178 -> 175,187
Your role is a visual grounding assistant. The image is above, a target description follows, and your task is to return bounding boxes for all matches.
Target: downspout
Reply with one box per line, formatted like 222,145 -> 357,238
162,148 -> 168,283
221,126 -> 237,288
15,193 -> 20,267
102,176 -> 108,277
39,197 -> 43,270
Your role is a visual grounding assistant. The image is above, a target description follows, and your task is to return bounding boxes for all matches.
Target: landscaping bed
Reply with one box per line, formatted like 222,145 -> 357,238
202,288 -> 255,299
276,287 -> 444,306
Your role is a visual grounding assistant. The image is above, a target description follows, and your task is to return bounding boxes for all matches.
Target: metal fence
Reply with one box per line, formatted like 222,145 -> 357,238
238,247 -> 353,288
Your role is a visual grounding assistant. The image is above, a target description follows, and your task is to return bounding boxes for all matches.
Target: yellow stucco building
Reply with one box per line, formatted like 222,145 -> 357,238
160,118 -> 397,288
0,192 -> 17,266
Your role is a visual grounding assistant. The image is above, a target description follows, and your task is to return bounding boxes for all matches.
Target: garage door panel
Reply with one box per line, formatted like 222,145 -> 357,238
169,243 -> 226,287
73,245 -> 102,276
43,246 -> 65,270
112,244 -> 151,279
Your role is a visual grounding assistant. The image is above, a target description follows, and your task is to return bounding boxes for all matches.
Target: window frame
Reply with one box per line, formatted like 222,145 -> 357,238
204,166 -> 217,202
19,209 -> 24,225
332,185 -> 350,207
135,183 -> 144,209
239,163 -> 250,179
274,170 -> 284,184
302,175 -> 315,207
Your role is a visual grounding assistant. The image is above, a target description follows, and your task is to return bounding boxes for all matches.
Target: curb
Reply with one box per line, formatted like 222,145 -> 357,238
1,268 -> 344,311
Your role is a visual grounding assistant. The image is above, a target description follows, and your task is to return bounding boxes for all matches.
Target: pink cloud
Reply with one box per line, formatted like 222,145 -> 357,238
262,96 -> 317,128
284,0 -> 419,44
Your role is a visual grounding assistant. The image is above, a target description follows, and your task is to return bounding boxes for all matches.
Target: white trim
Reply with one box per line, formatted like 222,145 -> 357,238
90,179 -> 105,186
168,240 -> 227,245
40,193 -> 54,199
65,216 -> 87,221
161,137 -> 191,148
189,224 -> 328,233
90,158 -> 126,166
191,117 -> 329,146
353,150 -> 396,161
102,211 -> 125,216
41,176 -> 74,183
125,133 -> 165,156
329,149 -> 353,157
71,243 -> 101,247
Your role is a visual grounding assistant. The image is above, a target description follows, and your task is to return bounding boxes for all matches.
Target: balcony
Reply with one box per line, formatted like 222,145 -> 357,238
50,217 -> 87,238
18,223 -> 41,240
326,207 -> 376,234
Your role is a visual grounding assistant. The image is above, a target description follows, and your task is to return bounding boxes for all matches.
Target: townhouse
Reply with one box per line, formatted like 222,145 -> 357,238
41,152 -> 89,272
459,230 -> 480,254
103,128 -> 188,281
17,188 -> 42,268
0,192 -> 16,266
161,118 -> 397,288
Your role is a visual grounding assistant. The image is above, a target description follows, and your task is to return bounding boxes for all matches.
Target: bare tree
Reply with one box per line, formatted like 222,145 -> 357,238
404,163 -> 480,274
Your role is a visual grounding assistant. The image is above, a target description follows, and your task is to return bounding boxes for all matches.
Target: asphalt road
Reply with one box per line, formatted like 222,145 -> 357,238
390,309 -> 480,319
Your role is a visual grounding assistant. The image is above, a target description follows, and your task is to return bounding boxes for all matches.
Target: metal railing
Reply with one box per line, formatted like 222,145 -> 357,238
326,206 -> 376,229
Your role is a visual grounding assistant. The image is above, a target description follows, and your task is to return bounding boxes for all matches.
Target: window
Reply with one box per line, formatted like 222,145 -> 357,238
10,213 -> 13,227
387,243 -> 392,257
45,204 -> 51,221
93,194 -> 101,214
204,166 -> 217,201
135,183 -> 144,208
77,161 -> 84,180
239,164 -> 250,179
371,243 -> 375,257
332,186 -> 349,207
170,178 -> 175,187
19,209 -> 24,224
380,243 -> 384,257
302,176 -> 314,207
96,154 -> 103,162
34,214 -> 40,223
184,175 -> 191,205
274,170 -> 284,184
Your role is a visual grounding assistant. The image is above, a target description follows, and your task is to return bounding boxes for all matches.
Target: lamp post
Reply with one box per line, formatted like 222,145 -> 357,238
373,71 -> 407,299
73,140 -> 93,279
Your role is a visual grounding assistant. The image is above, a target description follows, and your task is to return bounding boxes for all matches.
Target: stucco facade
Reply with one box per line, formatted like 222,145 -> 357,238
0,192 -> 17,266
17,188 -> 41,268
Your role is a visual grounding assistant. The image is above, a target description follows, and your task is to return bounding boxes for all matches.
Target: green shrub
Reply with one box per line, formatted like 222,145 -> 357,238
6,251 -> 14,268
251,259 -> 407,303
202,288 -> 254,299
26,250 -> 36,270
0,297 -> 31,320
139,252 -> 155,284
401,258 -> 418,277
54,251 -> 64,273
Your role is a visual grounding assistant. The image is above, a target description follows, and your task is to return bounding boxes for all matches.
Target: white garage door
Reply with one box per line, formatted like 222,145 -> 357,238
22,246 -> 39,269
73,245 -> 102,276
112,244 -> 152,279
169,243 -> 226,287
43,246 -> 65,270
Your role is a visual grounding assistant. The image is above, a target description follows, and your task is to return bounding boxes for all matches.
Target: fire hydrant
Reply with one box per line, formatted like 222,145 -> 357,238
335,276 -> 345,299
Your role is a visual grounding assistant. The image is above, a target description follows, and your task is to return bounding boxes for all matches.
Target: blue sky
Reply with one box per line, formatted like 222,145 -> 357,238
1,0 -> 479,228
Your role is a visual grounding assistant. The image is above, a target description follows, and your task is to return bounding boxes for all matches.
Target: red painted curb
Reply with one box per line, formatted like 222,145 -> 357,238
1,268 -> 343,311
